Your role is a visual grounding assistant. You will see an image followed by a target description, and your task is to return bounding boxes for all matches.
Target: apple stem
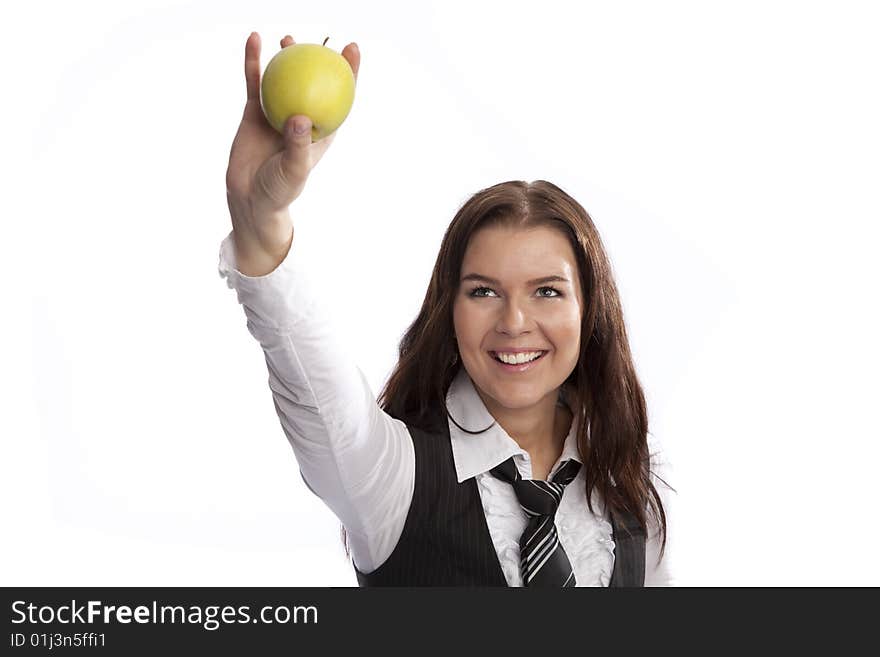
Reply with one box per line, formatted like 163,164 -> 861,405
323,36 -> 330,46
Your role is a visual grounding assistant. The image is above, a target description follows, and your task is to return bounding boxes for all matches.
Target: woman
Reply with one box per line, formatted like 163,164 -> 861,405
221,32 -> 674,586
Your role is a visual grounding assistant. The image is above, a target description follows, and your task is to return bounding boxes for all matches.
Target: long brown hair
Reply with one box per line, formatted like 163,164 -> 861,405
341,179 -> 669,568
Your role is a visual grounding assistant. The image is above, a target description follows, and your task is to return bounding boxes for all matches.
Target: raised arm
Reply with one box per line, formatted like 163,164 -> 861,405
224,32 -> 351,275
219,32 -> 414,574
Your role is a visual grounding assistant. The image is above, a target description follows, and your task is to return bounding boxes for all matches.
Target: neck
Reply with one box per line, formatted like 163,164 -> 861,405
477,388 -> 572,458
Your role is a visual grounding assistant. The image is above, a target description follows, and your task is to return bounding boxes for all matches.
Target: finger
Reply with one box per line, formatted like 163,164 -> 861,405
280,34 -> 295,48
279,115 -> 314,180
278,114 -> 312,188
245,32 -> 261,102
341,42 -> 360,81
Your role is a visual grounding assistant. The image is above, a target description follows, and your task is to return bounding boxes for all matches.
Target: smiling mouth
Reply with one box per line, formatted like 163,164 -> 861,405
488,351 -> 548,366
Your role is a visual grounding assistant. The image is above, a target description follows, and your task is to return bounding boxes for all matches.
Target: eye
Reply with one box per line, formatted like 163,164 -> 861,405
468,286 -> 497,298
537,286 -> 562,298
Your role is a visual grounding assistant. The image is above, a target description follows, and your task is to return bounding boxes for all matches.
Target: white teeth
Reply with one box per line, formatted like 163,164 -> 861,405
496,351 -> 543,364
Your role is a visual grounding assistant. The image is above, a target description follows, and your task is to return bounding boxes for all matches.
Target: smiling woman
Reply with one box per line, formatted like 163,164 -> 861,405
365,180 -> 672,586
220,32 -> 672,587
452,223 -> 584,459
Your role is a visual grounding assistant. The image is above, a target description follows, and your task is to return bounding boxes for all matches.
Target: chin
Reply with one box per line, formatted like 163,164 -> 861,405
484,384 -> 549,410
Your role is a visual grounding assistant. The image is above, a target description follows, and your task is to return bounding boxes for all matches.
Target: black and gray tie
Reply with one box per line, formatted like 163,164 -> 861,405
489,456 -> 582,587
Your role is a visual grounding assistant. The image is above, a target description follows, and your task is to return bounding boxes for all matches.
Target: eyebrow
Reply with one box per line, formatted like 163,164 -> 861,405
459,273 -> 570,286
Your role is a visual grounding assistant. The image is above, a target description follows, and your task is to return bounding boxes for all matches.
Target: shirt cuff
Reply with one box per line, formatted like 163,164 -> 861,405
217,229 -> 319,333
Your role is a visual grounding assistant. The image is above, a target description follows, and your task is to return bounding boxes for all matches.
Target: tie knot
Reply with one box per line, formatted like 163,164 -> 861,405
489,456 -> 581,517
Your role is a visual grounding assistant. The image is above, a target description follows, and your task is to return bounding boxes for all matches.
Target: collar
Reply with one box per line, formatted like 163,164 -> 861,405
446,367 -> 582,483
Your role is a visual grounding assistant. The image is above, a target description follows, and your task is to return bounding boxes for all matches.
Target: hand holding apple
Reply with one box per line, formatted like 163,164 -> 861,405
225,32 -> 360,275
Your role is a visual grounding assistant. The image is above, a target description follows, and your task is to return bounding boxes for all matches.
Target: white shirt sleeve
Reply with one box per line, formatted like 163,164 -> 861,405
217,230 -> 415,574
644,432 -> 677,586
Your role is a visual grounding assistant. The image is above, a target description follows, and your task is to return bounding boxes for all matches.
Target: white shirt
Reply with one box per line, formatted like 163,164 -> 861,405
218,230 -> 676,586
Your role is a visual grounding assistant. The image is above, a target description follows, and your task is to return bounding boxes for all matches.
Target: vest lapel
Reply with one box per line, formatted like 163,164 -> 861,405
607,508 -> 647,587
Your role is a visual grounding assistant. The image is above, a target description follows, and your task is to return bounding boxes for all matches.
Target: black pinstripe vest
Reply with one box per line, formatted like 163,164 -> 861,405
353,414 -> 646,587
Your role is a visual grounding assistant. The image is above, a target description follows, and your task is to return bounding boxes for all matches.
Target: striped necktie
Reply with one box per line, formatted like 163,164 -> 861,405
489,456 -> 582,587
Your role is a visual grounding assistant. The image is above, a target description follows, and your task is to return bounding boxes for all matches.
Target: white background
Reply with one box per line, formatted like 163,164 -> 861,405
2,0 -> 878,586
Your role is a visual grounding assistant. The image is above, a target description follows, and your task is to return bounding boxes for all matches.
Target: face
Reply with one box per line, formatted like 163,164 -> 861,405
452,224 -> 584,412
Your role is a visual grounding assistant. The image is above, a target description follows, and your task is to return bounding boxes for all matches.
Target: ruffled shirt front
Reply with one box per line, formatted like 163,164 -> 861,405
446,366 -> 617,586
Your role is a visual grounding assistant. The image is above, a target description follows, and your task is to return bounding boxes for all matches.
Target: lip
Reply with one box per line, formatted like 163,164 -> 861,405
488,350 -> 548,373
488,348 -> 548,353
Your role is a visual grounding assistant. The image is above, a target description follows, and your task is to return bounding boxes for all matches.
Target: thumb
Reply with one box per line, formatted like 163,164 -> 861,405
277,114 -> 313,187
280,114 -> 312,175
284,114 -> 313,146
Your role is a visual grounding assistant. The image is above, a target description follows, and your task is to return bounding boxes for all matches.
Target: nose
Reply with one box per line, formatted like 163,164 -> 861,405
494,297 -> 534,336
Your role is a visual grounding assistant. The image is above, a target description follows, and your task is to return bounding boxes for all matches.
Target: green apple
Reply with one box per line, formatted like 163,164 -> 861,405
260,41 -> 356,141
